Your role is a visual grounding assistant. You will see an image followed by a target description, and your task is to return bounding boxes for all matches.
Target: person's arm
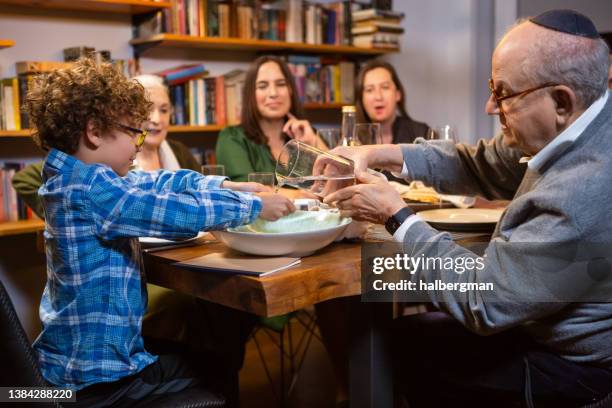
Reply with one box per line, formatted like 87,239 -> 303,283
400,133 -> 526,199
12,161 -> 45,219
396,200 -> 586,335
216,127 -> 258,182
88,167 -> 261,241
125,168 -> 227,193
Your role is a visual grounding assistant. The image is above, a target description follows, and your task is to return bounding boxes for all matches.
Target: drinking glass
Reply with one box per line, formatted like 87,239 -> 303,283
201,164 -> 225,176
354,123 -> 382,145
248,172 -> 275,187
317,128 -> 342,149
275,139 -> 355,197
427,125 -> 457,142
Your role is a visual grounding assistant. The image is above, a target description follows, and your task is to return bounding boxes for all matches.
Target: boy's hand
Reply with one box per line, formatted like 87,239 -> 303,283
256,193 -> 296,221
222,180 -> 273,193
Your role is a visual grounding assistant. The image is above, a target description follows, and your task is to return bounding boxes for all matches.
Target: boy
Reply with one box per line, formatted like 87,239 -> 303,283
25,58 -> 294,406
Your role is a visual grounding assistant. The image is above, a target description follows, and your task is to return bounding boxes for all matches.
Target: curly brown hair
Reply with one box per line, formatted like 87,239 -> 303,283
25,58 -> 152,153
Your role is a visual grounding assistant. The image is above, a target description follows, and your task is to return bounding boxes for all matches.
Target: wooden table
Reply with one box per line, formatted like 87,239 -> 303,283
142,239 -> 361,318
142,238 -> 394,408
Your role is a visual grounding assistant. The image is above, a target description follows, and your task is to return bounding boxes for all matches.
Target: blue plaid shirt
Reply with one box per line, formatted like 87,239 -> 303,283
33,149 -> 262,390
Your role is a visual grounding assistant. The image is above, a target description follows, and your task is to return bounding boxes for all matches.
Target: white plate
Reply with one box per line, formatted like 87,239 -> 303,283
418,208 -> 504,232
212,217 -> 352,257
139,231 -> 207,247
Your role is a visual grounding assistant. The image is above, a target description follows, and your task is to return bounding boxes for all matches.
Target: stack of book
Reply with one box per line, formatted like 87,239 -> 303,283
287,56 -> 355,104
351,8 -> 404,49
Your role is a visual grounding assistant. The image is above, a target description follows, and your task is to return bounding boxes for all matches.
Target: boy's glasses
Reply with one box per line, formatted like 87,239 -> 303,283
116,123 -> 148,147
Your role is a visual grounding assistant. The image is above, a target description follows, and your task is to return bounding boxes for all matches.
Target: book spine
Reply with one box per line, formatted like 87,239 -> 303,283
18,76 -> 29,129
215,76 -> 226,126
205,78 -> 215,125
11,78 -> 20,130
0,168 -> 6,222
164,65 -> 207,82
197,78 -> 206,125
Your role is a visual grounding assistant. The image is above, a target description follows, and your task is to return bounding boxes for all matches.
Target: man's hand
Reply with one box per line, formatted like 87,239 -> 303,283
323,170 -> 406,225
222,180 -> 273,193
329,144 -> 404,174
256,193 -> 296,221
283,113 -> 326,149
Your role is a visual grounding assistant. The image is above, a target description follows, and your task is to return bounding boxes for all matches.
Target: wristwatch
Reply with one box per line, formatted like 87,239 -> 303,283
385,206 -> 415,235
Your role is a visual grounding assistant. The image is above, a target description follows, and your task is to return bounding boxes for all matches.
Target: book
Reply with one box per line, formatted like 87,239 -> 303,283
223,69 -> 246,125
353,32 -> 401,48
15,61 -> 74,75
132,10 -> 166,38
352,8 -> 405,22
175,252 -> 301,276
351,21 -> 404,35
215,76 -> 226,126
155,64 -> 207,84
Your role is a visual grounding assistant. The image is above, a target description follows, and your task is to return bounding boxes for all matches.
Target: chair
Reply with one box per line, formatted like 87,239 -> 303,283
581,393 -> 612,408
0,279 -> 225,408
251,309 -> 321,407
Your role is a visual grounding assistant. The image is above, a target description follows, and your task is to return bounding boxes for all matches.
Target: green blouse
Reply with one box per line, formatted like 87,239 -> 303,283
215,126 -> 278,182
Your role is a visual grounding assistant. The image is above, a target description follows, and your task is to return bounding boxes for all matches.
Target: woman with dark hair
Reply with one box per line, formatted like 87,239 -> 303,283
216,55 -> 325,185
356,60 -> 430,144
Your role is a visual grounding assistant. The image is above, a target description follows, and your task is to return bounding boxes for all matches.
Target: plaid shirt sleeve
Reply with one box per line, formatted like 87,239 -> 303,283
125,169 -> 227,192
89,167 -> 261,240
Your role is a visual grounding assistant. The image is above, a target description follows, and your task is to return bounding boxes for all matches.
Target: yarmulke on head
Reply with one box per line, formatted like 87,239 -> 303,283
529,9 -> 600,39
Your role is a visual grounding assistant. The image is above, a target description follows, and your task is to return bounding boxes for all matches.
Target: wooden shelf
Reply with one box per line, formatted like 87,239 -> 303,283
0,129 -> 32,138
131,34 -> 399,56
0,0 -> 171,14
0,127 -> 222,137
168,125 -> 224,133
303,102 -> 346,110
0,219 -> 45,237
0,39 -> 15,49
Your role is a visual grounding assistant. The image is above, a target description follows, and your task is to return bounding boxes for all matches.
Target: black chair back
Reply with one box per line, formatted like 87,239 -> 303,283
0,279 -> 224,408
0,279 -> 47,387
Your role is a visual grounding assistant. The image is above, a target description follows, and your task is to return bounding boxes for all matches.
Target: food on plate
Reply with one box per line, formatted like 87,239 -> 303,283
391,181 -> 441,204
232,210 -> 347,234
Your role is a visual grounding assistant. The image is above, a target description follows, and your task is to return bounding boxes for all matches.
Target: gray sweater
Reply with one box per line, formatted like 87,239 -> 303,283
399,96 -> 612,368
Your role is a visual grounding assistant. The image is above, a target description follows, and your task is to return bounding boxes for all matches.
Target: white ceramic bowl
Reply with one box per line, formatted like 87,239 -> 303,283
212,211 -> 352,257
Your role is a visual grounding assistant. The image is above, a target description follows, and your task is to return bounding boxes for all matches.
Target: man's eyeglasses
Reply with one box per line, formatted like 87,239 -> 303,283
116,123 -> 148,147
488,78 -> 559,125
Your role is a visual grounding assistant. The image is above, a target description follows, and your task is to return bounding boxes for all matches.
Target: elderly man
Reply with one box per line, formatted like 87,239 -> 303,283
325,10 -> 612,407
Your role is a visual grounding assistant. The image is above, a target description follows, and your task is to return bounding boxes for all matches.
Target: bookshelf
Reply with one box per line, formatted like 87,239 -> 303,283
0,130 -> 31,138
131,34 -> 398,57
0,219 -> 44,237
0,0 -> 171,14
0,2 -> 402,235
304,102 -> 345,110
0,39 -> 14,49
